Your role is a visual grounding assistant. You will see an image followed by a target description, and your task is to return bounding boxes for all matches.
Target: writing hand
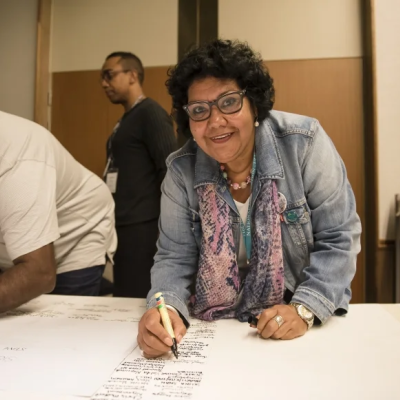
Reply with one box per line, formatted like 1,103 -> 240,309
137,308 -> 187,358
250,304 -> 307,340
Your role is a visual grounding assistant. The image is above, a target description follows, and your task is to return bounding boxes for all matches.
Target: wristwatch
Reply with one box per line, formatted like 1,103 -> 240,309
290,302 -> 314,330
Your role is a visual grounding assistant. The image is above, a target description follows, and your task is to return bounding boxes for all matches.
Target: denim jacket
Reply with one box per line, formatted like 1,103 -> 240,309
147,110 -> 362,324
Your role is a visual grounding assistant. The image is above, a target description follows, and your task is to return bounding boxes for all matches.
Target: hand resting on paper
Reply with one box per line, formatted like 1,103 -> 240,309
250,304 -> 307,340
137,308 -> 187,358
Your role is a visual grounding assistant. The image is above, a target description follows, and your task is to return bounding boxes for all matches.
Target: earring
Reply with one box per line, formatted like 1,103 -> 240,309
193,138 -> 196,142
254,117 -> 259,127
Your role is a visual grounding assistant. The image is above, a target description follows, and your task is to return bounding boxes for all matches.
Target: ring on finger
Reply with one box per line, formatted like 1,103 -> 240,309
273,314 -> 284,328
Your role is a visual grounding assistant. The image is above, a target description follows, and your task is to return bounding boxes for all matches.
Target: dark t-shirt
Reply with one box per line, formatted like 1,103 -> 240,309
106,98 -> 177,227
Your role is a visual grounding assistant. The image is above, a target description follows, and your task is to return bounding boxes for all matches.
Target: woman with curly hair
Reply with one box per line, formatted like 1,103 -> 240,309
137,39 -> 361,357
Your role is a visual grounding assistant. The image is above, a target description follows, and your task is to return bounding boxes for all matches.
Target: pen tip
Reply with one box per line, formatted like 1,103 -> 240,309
171,338 -> 178,359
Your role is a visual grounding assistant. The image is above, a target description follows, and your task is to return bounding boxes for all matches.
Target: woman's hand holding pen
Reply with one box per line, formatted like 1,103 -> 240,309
137,308 -> 187,358
249,305 -> 307,340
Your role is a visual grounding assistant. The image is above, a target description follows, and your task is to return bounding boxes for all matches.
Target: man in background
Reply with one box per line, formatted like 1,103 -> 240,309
0,111 -> 117,313
101,52 -> 177,298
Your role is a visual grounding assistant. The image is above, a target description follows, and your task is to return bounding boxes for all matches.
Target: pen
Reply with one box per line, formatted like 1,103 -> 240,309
248,315 -> 259,326
154,292 -> 178,359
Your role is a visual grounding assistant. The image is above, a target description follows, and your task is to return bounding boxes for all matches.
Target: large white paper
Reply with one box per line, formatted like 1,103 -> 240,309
91,319 -> 217,400
1,392 -> 81,400
92,305 -> 400,400
0,295 -> 144,397
1,296 -> 400,400
197,304 -> 400,400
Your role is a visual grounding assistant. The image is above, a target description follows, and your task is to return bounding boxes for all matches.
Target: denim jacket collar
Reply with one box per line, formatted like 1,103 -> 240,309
193,117 -> 285,189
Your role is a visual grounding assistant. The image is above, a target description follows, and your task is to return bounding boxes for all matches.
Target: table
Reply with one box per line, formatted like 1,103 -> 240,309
0,295 -> 399,400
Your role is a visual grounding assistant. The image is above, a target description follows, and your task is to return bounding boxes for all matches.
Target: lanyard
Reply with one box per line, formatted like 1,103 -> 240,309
231,153 -> 257,263
107,95 -> 145,160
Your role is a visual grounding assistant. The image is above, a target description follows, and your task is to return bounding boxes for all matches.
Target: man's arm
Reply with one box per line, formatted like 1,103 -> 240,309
0,153 -> 60,313
0,243 -> 56,313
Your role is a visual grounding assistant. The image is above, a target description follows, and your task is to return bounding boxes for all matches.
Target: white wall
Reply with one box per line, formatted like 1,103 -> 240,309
0,0 -> 38,120
51,0 -> 178,72
219,0 -> 362,60
374,0 -> 400,240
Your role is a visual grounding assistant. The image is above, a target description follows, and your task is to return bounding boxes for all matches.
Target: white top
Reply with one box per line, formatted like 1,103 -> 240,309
0,111 -> 117,273
234,197 -> 250,270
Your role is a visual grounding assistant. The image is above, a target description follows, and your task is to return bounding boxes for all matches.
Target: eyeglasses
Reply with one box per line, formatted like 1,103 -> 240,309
100,69 -> 129,83
183,89 -> 247,121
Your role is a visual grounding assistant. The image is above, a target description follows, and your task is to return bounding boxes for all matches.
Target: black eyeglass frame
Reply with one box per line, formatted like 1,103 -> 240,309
100,69 -> 130,83
182,89 -> 247,121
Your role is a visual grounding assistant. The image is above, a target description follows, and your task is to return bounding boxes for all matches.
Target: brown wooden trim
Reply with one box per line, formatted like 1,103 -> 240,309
377,244 -> 395,302
199,0 -> 218,45
178,0 -> 218,62
178,0 -> 218,147
378,239 -> 395,249
34,0 -> 52,128
361,0 -> 379,302
370,0 -> 379,250
178,0 -> 197,61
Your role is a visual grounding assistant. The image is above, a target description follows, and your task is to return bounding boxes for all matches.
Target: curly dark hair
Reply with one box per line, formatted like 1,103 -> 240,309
166,39 -> 275,138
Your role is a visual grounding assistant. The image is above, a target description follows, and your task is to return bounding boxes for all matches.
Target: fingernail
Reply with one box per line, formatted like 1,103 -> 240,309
177,334 -> 183,343
165,337 -> 173,346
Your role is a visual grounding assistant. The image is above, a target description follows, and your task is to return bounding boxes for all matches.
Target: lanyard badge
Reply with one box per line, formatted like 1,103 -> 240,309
104,121 -> 120,193
104,156 -> 118,194
232,153 -> 257,264
105,164 -> 118,194
104,96 -> 144,194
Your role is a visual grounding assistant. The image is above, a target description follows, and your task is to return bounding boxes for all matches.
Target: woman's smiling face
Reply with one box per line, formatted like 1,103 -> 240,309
187,77 -> 256,166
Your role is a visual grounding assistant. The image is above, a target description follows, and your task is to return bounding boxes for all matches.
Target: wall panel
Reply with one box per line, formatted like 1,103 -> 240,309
219,0 -> 362,61
51,0 -> 178,72
373,0 -> 400,240
0,0 -> 38,120
266,57 -> 365,303
52,67 -> 171,178
52,71 -> 110,177
51,58 -> 365,302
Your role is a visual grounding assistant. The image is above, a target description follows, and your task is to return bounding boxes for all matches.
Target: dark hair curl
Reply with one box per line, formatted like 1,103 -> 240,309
166,39 -> 275,138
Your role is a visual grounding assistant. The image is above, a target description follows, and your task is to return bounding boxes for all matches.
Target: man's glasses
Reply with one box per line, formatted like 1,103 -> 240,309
183,90 -> 247,121
100,69 -> 129,83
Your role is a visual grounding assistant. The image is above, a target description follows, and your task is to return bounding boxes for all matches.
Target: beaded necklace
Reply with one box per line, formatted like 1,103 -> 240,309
220,165 -> 251,190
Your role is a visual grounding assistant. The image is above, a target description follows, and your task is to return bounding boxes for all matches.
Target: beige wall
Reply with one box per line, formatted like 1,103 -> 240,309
0,0 -> 38,120
374,0 -> 400,240
51,0 -> 178,72
46,0 -> 398,242
219,0 -> 363,60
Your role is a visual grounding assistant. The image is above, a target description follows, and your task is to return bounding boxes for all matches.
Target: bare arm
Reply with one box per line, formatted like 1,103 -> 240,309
0,243 -> 56,313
